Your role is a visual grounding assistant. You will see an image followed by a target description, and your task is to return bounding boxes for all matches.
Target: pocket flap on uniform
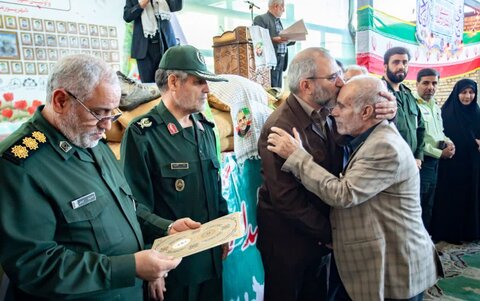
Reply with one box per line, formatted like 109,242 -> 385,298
60,193 -> 106,223
159,165 -> 194,178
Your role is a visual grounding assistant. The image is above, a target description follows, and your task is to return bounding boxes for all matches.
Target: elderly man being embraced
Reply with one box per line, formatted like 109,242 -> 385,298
267,75 -> 442,301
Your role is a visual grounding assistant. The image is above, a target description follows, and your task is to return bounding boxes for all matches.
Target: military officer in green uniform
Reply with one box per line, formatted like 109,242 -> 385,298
121,45 -> 229,301
0,54 -> 196,300
382,46 -> 425,169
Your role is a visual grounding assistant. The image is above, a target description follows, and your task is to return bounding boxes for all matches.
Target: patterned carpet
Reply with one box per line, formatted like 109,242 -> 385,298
425,241 -> 480,301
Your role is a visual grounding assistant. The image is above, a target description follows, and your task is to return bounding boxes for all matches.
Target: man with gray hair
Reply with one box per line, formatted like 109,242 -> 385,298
0,54 -> 196,300
257,48 -> 397,301
344,64 -> 368,81
267,75 -> 442,301
254,0 -> 294,88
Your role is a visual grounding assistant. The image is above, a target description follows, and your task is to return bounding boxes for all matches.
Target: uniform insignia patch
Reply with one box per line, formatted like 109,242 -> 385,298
59,141 -> 72,153
137,118 -> 152,129
167,123 -> 179,135
32,131 -> 46,143
22,137 -> 38,150
11,145 -> 29,159
175,179 -> 185,192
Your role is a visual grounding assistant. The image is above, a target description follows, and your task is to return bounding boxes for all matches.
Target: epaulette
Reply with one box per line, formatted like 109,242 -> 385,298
197,112 -> 215,128
1,131 -> 47,165
132,116 -> 157,135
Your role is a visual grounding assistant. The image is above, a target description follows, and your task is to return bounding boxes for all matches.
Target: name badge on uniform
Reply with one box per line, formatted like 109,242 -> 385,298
71,192 -> 96,209
171,163 -> 189,170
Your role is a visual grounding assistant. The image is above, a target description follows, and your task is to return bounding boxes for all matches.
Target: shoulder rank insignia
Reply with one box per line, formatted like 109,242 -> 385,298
137,117 -> 153,129
3,130 -> 47,165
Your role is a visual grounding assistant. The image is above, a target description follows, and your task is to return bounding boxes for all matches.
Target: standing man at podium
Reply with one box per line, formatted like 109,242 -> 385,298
254,0 -> 294,88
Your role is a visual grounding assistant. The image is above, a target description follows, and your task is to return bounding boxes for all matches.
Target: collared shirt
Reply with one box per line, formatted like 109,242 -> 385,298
295,93 -> 330,136
343,122 -> 380,168
416,95 -> 449,159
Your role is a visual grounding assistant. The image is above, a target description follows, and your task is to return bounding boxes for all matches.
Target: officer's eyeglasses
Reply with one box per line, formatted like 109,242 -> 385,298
306,70 -> 344,83
65,90 -> 122,123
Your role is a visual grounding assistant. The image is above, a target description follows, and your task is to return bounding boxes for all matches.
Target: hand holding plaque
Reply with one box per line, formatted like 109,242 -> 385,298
152,212 -> 245,258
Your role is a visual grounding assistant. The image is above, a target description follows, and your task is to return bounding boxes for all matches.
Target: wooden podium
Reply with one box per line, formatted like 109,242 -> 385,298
212,26 -> 271,88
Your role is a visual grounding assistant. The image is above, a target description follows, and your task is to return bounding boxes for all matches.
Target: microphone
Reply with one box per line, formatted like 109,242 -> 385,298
245,0 -> 260,9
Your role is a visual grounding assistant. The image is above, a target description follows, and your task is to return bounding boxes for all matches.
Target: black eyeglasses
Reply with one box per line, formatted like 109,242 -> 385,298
65,90 -> 122,123
306,70 -> 343,83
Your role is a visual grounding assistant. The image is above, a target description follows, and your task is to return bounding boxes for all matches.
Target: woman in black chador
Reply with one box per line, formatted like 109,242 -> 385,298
431,78 -> 480,243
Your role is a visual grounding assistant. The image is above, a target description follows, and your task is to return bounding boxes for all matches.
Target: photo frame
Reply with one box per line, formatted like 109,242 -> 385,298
0,61 -> 10,74
48,49 -> 58,61
101,39 -> 109,50
80,37 -> 90,49
89,24 -> 99,36
58,35 -> 68,47
35,48 -> 46,60
92,50 -> 101,58
0,31 -> 20,59
32,18 -> 43,31
69,36 -> 79,48
56,21 -> 66,34
109,39 -> 118,50
91,38 -> 100,49
44,20 -> 56,33
111,51 -> 119,62
102,51 -> 110,62
78,23 -> 88,35
67,22 -> 77,34
5,16 -> 17,30
108,26 -> 117,38
37,62 -> 48,75
33,33 -> 45,46
20,32 -> 32,46
59,49 -> 69,58
19,17 -> 31,31
23,47 -> 34,60
25,62 -> 36,75
46,34 -> 57,47
11,61 -> 23,74
99,26 -> 108,37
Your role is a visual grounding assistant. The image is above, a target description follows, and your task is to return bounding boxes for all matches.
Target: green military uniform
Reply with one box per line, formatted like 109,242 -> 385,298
121,101 -> 228,300
0,106 -> 146,300
384,79 -> 426,160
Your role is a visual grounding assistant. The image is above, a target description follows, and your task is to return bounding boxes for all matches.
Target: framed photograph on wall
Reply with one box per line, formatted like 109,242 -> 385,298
91,38 -> 100,49
69,36 -> 79,48
45,20 -> 56,33
34,33 -> 45,46
0,61 -> 10,74
46,34 -> 57,47
11,61 -> 23,74
25,62 -> 36,75
32,18 -> 43,31
48,49 -> 58,61
99,26 -> 108,37
89,24 -> 99,36
78,23 -> 88,35
0,31 -> 20,59
5,16 -> 17,30
35,48 -> 46,60
19,17 -> 31,31
67,22 -> 78,34
20,32 -> 33,46
23,47 -> 34,60
101,39 -> 109,50
56,21 -> 66,34
58,35 -> 68,47
108,26 -> 117,38
38,62 -> 48,75
80,37 -> 90,49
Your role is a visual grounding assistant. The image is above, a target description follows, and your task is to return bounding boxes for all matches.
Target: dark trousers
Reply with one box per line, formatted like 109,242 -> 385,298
419,156 -> 439,231
163,276 -> 222,301
271,53 -> 286,88
136,39 -> 162,83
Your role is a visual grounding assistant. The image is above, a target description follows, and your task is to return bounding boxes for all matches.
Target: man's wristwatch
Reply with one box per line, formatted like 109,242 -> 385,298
166,222 -> 174,235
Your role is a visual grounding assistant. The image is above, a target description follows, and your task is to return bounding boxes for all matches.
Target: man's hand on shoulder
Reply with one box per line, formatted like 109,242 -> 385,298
267,127 -> 303,159
374,91 -> 397,120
